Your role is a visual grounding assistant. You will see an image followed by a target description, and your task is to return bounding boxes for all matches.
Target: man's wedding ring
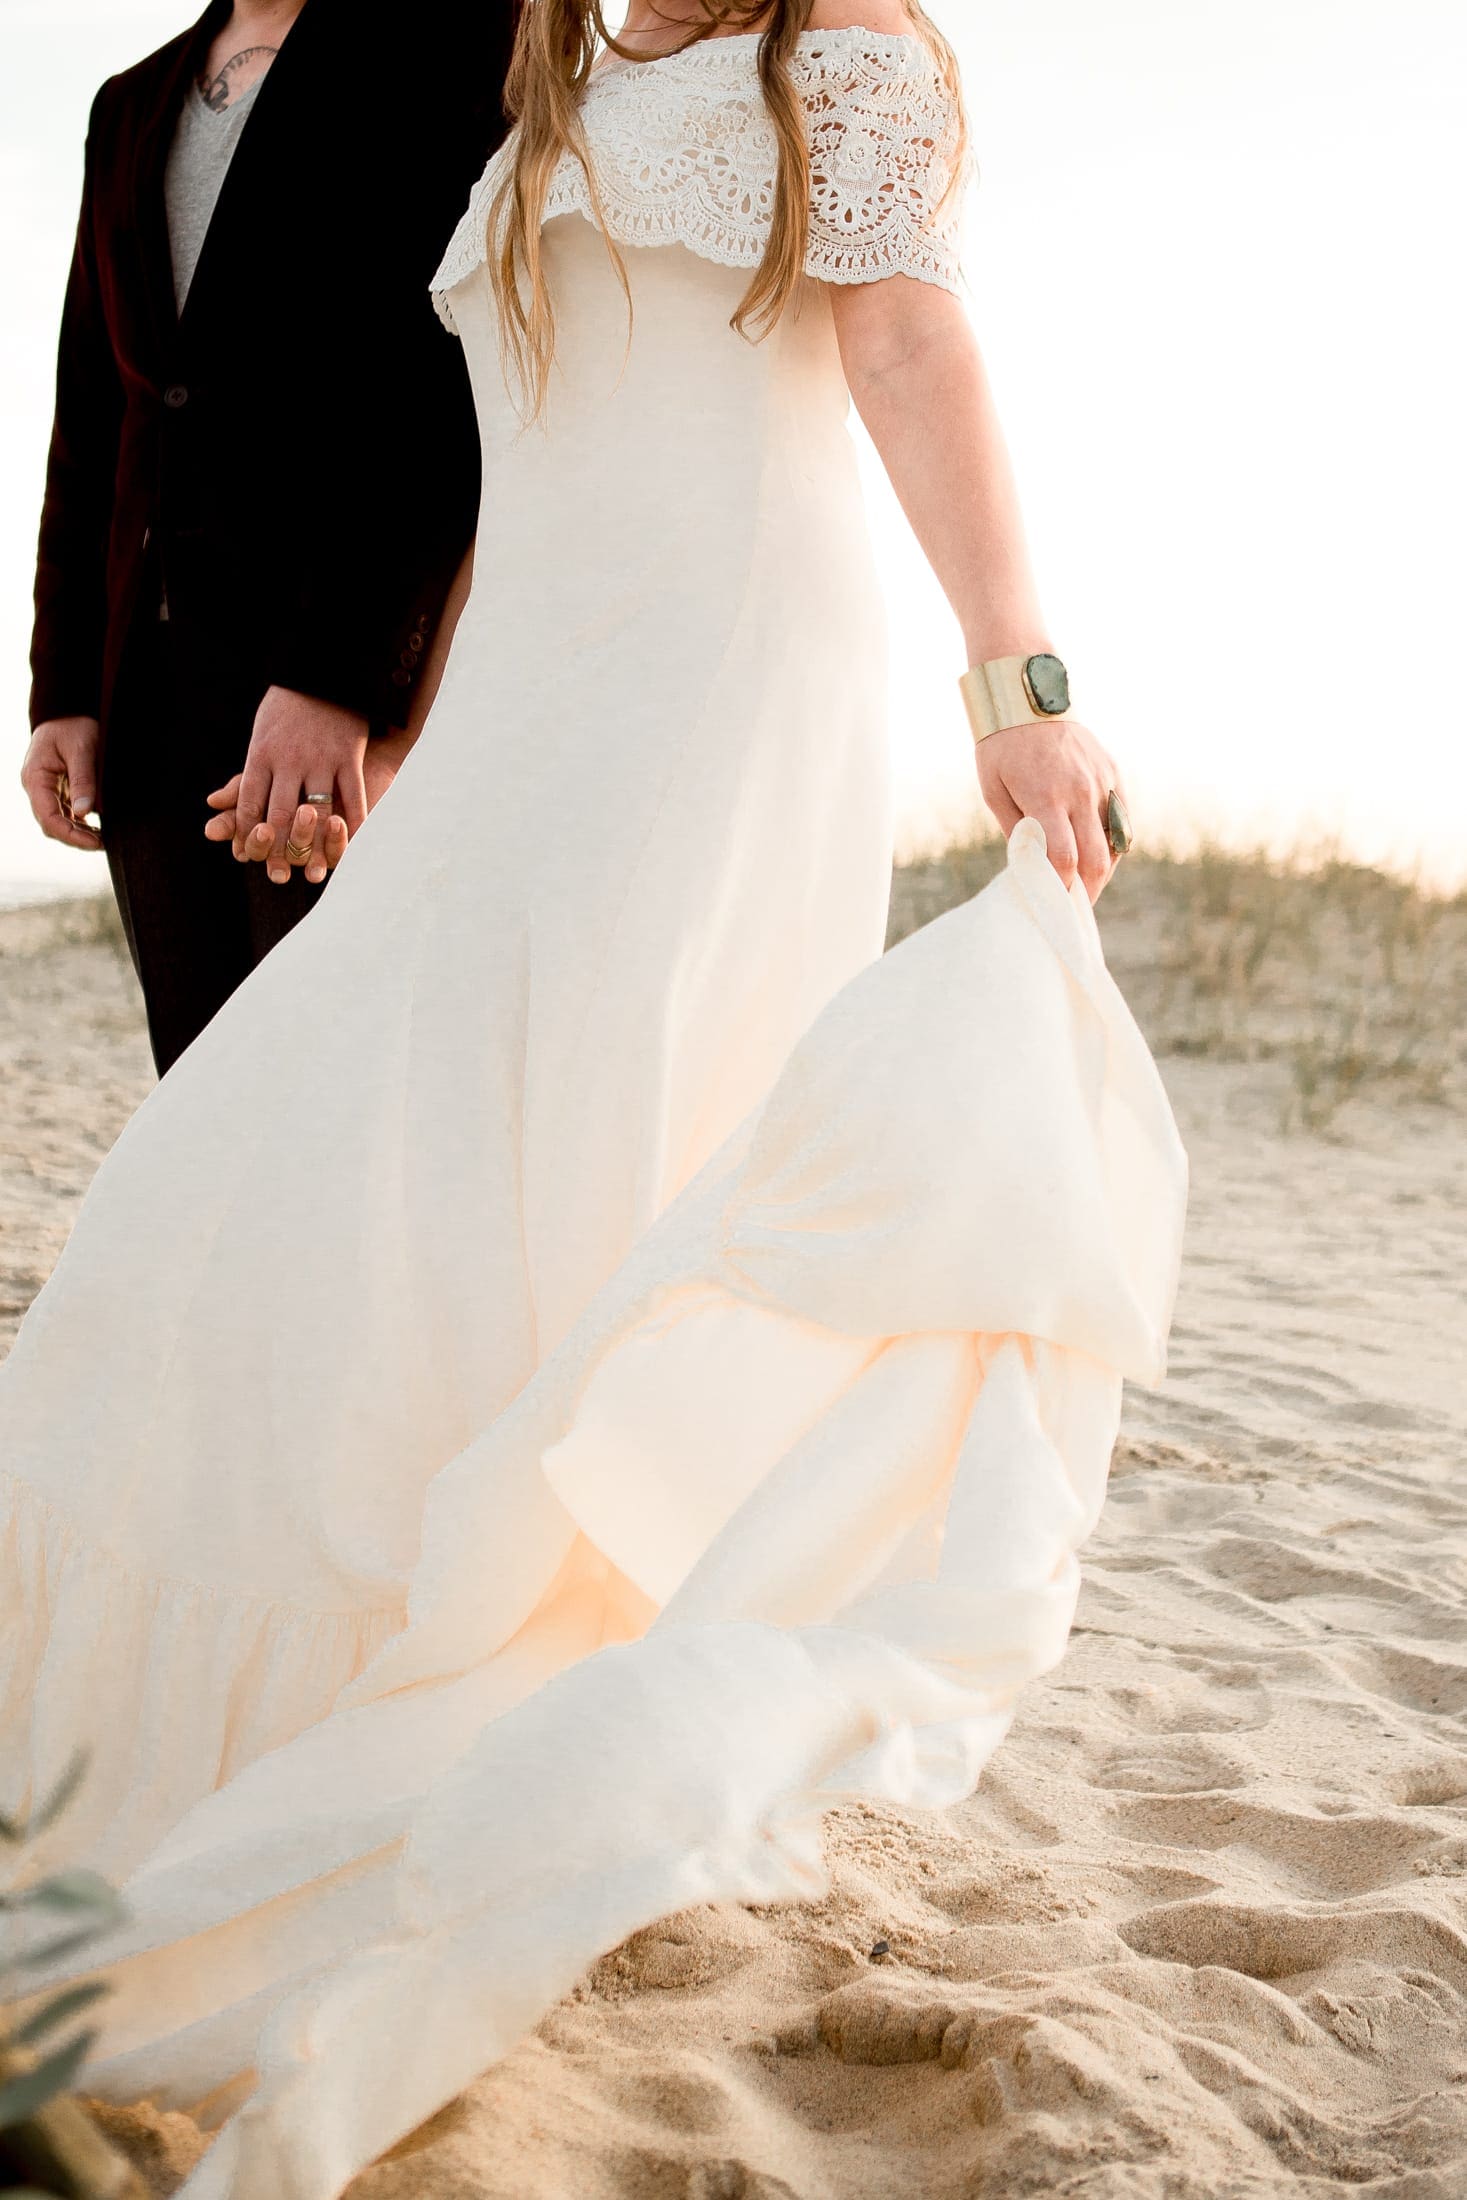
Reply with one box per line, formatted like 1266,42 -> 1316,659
304,792 -> 332,806
1105,789 -> 1133,858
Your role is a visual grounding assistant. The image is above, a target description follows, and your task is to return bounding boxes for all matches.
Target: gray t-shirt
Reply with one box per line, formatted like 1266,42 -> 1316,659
164,80 -> 263,313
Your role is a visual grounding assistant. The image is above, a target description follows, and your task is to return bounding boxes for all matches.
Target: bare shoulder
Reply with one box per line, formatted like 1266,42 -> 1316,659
802,1 -> 924,35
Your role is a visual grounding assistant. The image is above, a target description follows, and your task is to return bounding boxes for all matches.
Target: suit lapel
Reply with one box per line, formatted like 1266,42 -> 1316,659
176,0 -> 341,336
129,0 -> 229,364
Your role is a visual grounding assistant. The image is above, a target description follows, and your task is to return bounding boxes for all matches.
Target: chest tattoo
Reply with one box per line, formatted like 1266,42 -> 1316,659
198,46 -> 279,112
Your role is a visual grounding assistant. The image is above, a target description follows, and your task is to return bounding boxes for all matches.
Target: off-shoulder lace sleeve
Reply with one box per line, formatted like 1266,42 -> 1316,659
431,31 -> 970,331
799,35 -> 968,291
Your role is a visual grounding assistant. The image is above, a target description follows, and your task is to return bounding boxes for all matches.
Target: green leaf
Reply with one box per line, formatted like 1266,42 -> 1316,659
25,1753 -> 90,1842
15,1870 -> 120,1918
0,2031 -> 97,2130
0,1754 -> 90,1848
15,1921 -> 117,1973
11,1979 -> 111,2048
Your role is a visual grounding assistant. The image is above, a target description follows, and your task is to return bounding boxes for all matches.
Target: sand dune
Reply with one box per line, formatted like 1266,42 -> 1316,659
4,862 -> 1465,2198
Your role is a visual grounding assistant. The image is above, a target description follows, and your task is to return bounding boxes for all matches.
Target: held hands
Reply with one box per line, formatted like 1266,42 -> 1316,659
205,686 -> 403,885
976,717 -> 1128,904
21,717 -> 104,852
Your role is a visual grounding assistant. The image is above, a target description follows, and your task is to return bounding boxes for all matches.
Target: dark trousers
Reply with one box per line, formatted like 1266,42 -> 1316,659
101,613 -> 321,1077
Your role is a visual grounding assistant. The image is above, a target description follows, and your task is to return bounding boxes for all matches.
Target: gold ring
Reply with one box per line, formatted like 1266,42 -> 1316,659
304,792 -> 332,806
1105,789 -> 1133,858
284,838 -> 314,863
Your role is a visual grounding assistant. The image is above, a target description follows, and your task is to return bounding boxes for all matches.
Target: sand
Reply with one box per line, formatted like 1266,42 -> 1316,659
4,861 -> 1465,2199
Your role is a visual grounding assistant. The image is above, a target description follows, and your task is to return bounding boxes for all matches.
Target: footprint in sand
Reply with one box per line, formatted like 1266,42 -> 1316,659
1337,1642 -> 1467,1723
595,1907 -> 767,1996
1083,1651 -> 1272,1739
806,1980 -> 1204,2156
1199,1533 -> 1467,1643
1090,1739 -> 1248,1794
1106,1790 -> 1445,1897
810,1978 -> 1043,2074
1119,1896 -> 1467,1997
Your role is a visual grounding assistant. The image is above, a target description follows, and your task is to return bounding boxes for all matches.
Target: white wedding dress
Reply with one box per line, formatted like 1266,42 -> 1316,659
0,32 -> 1185,2200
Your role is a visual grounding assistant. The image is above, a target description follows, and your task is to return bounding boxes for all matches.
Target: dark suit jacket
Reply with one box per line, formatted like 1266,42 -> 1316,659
30,0 -> 515,743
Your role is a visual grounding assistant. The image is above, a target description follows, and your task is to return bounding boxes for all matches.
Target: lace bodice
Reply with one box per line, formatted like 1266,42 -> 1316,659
432,29 -> 969,332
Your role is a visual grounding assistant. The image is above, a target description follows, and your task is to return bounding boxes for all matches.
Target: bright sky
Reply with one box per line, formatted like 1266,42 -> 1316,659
1,0 -> 1464,894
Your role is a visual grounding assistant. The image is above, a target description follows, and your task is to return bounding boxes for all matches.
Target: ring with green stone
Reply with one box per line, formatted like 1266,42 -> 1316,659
1105,789 -> 1133,858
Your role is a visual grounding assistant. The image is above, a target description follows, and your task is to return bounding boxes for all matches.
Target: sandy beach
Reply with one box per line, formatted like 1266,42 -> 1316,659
4,853 -> 1465,2198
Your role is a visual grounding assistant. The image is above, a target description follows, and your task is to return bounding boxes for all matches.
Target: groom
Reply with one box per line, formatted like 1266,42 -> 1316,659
22,0 -> 515,1074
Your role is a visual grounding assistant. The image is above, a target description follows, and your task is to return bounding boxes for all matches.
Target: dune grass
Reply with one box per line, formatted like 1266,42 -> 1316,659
0,890 -> 125,963
7,847 -> 1462,1138
889,836 -> 1467,1134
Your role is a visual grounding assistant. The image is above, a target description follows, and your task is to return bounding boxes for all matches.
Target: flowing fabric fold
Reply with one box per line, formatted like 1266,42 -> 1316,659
17,826 -> 1185,2200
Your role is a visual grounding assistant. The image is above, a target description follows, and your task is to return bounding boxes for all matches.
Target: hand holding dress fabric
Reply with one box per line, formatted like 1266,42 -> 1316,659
976,715 -> 1127,901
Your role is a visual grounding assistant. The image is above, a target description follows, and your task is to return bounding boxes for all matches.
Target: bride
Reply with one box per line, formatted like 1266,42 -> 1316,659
1,2 -> 1184,2192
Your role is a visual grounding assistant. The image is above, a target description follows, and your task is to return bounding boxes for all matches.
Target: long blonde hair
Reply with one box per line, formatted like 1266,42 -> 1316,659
490,2 -> 965,418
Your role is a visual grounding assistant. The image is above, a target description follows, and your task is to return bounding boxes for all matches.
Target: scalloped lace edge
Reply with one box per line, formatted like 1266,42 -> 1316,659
431,32 -> 968,335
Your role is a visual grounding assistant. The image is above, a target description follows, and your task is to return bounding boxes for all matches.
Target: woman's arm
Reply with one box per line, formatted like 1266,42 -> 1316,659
830,275 -> 1122,900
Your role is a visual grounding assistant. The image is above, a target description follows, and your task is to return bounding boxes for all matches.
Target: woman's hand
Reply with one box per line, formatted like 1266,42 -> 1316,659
205,729 -> 414,883
976,717 -> 1126,904
208,686 -> 369,884
206,546 -> 476,882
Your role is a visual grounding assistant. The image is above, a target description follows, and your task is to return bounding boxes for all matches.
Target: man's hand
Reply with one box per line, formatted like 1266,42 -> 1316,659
206,718 -> 414,884
204,686 -> 369,884
21,717 -> 104,851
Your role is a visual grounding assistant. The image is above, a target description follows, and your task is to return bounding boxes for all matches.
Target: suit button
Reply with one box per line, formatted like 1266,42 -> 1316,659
400,647 -> 419,668
164,384 -> 189,409
391,667 -> 413,689
408,632 -> 425,651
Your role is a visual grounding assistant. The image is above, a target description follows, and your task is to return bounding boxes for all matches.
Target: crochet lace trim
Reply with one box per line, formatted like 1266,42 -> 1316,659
432,30 -> 968,332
